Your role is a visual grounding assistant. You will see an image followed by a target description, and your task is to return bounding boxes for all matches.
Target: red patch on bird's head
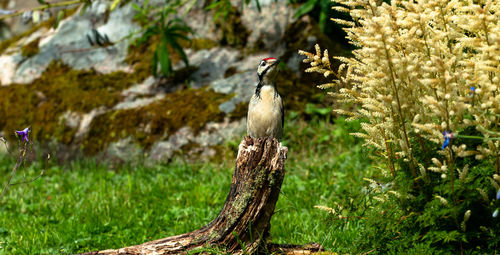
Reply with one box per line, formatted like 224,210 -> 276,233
263,57 -> 276,61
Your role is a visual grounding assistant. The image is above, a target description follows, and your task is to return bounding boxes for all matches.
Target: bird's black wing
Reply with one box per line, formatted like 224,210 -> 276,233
281,100 -> 284,128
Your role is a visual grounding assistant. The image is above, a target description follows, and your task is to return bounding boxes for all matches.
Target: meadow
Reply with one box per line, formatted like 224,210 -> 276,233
0,110 -> 373,254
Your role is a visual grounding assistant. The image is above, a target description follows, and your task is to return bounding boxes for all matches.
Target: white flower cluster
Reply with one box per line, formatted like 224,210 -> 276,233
300,0 -> 499,178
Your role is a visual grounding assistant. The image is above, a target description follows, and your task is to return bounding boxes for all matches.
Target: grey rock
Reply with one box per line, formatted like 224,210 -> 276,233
114,77 -> 166,110
286,53 -> 302,73
0,0 -> 312,162
212,71 -> 256,113
0,136 -> 8,154
75,107 -> 106,139
59,111 -> 82,129
183,8 -> 219,42
104,137 -> 143,162
149,126 -> 192,162
121,76 -> 157,97
218,101 -> 236,114
10,1 -> 140,84
241,1 -> 295,52
0,54 -> 23,85
210,53 -> 268,114
234,54 -> 270,72
149,118 -> 245,162
192,118 -> 246,146
113,94 -> 165,110
179,47 -> 240,88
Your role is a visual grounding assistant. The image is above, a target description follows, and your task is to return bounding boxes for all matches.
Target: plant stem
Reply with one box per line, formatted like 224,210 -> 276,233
0,0 -> 84,20
0,147 -> 26,201
456,135 -> 500,140
367,1 -> 417,178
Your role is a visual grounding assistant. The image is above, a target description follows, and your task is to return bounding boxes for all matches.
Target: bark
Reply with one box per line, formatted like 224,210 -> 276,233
81,136 -> 313,255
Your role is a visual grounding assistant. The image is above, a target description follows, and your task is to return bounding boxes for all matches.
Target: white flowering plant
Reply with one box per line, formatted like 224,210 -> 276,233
300,0 -> 500,252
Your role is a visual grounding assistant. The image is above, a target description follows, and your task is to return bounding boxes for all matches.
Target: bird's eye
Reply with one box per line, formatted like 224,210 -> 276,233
260,61 -> 266,66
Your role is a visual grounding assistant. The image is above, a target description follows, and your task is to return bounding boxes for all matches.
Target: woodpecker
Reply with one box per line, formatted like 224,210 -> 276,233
247,57 -> 284,140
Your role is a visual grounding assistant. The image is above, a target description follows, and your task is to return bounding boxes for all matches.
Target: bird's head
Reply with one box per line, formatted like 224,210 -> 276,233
257,57 -> 280,84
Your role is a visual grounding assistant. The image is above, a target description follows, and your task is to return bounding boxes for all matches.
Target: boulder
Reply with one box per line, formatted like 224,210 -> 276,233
0,0 -> 340,163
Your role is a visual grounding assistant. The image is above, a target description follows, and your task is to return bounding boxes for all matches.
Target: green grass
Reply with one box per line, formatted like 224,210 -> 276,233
0,113 -> 372,254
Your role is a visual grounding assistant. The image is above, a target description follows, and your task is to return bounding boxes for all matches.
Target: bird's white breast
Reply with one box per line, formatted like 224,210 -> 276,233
247,85 -> 283,139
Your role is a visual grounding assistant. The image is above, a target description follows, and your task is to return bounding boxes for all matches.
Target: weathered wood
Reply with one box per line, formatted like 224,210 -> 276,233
267,243 -> 324,254
81,136 -> 290,255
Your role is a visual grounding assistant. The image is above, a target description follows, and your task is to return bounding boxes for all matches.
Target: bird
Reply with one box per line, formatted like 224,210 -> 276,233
247,57 -> 284,141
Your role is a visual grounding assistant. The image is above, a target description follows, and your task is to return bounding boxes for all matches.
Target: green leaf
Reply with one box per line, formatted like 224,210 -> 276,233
169,32 -> 190,42
80,2 -> 91,16
169,38 -> 189,66
37,0 -> 49,5
206,1 -> 223,10
207,0 -> 231,21
293,0 -> 317,19
319,9 -> 327,33
131,3 -> 142,12
53,10 -> 64,29
255,0 -> 261,12
305,103 -> 330,116
319,0 -> 331,33
157,37 -> 171,76
152,50 -> 158,77
110,0 -> 121,11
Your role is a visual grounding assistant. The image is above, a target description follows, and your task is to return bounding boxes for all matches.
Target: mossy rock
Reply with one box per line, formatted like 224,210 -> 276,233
0,60 -> 149,145
213,6 -> 249,48
83,87 -> 233,155
183,38 -> 218,51
21,38 -> 40,58
0,4 -> 339,160
0,7 -> 79,55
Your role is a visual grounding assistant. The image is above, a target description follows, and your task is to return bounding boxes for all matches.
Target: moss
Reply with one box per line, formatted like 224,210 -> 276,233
0,23 -> 207,156
0,60 -> 151,146
83,87 -> 232,154
276,68 -> 327,115
0,24 -> 43,55
183,38 -> 218,51
21,38 -> 40,58
169,66 -> 199,85
125,35 -> 161,79
229,102 -> 248,120
214,7 -> 249,48
0,10 -> 229,157
223,66 -> 237,78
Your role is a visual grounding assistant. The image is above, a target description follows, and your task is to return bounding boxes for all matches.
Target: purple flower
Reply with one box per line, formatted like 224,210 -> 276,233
441,131 -> 454,150
497,189 -> 500,200
15,127 -> 30,142
470,86 -> 476,92
493,209 -> 499,218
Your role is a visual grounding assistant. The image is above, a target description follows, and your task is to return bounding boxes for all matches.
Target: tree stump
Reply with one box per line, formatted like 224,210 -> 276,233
82,136 -> 303,254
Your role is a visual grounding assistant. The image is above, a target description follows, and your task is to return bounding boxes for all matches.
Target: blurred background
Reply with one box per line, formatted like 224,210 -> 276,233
3,0 -> 499,254
0,0 -> 351,162
0,0 -> 368,254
